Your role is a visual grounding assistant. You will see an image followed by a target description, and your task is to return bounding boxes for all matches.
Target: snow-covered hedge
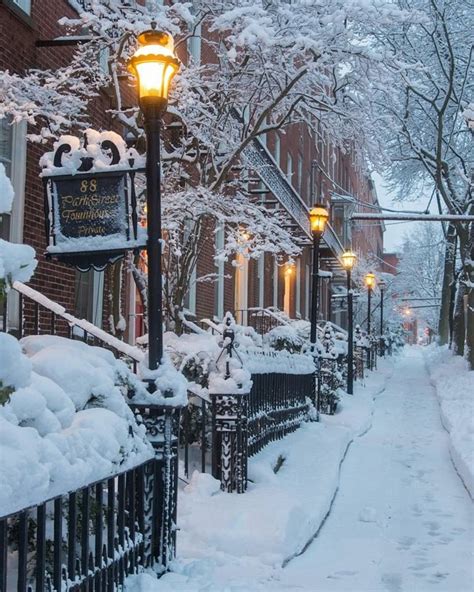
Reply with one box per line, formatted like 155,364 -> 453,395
423,345 -> 474,498
0,333 -> 153,516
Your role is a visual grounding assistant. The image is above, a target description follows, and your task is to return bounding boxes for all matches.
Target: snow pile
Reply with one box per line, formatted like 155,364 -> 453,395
39,129 -> 145,176
0,164 -> 36,292
165,314 -> 315,399
423,345 -> 474,498
133,356 -> 189,406
0,333 -> 153,516
165,328 -> 253,397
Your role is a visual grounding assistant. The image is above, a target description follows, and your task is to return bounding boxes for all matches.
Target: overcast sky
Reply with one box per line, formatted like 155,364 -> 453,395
372,172 -> 435,253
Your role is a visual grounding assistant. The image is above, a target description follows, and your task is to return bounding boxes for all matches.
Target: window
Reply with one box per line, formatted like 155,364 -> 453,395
273,258 -> 279,307
258,254 -> 264,308
296,259 -> 301,317
274,134 -> 281,167
74,270 -> 104,327
12,0 -> 31,14
297,156 -> 303,195
187,21 -> 202,65
0,119 -> 12,241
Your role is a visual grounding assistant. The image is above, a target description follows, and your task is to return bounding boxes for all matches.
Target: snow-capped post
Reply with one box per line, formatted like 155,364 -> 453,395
365,272 -> 376,370
341,250 -> 357,395
128,25 -> 180,373
211,316 -> 249,493
309,204 -> 329,412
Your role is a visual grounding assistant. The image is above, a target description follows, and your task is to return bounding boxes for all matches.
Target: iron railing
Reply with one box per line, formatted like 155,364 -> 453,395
0,458 -> 157,592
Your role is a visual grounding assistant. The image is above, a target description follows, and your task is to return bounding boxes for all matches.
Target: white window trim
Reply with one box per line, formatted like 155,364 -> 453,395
258,254 -> 265,308
6,121 -> 27,331
273,259 -> 279,308
215,227 -> 225,320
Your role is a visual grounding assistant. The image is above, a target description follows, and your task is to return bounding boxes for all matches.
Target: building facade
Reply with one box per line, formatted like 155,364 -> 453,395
0,0 -> 384,342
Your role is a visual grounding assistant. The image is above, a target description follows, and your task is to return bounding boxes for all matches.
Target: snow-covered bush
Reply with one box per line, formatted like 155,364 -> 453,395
0,334 -> 153,516
264,326 -> 304,354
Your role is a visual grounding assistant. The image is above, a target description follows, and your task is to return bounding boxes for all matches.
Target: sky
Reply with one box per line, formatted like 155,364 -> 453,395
372,172 -> 435,253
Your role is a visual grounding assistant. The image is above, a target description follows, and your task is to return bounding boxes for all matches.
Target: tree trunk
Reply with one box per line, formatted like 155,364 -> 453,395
438,224 -> 456,345
452,278 -> 466,356
465,221 -> 474,370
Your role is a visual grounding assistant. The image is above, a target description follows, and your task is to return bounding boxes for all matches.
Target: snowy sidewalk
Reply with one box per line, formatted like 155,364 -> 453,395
280,346 -> 473,591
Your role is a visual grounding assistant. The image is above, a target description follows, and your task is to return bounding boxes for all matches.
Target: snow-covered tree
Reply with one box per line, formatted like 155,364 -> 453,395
374,0 -> 474,365
0,0 -> 415,333
391,223 -> 445,331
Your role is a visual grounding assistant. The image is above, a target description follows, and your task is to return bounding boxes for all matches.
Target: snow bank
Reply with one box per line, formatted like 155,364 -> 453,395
423,345 -> 474,498
0,334 -> 153,516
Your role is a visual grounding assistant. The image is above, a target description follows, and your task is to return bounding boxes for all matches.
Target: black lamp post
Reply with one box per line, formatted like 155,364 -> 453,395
129,27 -> 180,372
378,278 -> 387,356
365,272 -> 375,369
341,250 -> 357,394
309,204 -> 329,347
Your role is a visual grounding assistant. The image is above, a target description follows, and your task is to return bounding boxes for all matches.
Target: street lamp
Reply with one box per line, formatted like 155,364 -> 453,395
309,204 -> 329,346
365,272 -> 376,369
341,250 -> 357,394
378,278 -> 387,356
129,27 -> 180,372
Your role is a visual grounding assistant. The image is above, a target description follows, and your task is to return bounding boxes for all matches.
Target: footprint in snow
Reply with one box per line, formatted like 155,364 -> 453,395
358,507 -> 377,523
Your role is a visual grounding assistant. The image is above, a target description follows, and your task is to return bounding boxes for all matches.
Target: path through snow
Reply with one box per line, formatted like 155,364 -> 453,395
127,348 -> 473,592
280,347 -> 473,591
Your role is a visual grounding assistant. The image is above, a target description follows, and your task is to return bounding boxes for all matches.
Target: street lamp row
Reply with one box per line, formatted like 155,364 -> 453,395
127,27 -> 385,391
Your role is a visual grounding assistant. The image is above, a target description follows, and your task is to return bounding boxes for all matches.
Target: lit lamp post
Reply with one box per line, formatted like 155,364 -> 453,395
378,278 -> 387,356
341,250 -> 357,394
309,204 -> 329,347
128,27 -> 180,372
365,271 -> 376,369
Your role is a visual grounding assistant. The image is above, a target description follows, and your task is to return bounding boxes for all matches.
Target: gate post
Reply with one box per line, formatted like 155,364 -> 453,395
211,393 -> 248,493
129,403 -> 181,568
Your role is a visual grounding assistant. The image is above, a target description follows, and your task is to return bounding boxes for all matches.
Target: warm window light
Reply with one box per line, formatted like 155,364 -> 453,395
341,250 -> 357,271
128,27 -> 180,112
285,263 -> 294,276
365,272 -> 376,289
309,203 -> 329,235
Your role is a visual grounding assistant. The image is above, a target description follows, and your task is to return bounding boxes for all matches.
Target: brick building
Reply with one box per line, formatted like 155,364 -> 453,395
0,0 -> 384,342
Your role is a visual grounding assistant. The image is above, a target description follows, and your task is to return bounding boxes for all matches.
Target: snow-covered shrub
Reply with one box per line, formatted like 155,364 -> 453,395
0,334 -> 153,516
264,325 -> 304,354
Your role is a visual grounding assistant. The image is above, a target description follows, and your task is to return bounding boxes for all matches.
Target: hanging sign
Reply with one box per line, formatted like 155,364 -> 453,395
41,130 -> 146,272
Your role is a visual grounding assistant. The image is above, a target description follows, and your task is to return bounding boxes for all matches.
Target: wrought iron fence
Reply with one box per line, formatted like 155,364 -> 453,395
0,458 -> 158,592
180,370 -> 313,493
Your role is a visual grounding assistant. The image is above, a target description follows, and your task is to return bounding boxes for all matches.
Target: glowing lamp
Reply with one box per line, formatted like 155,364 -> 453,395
128,28 -> 180,113
341,250 -> 357,271
309,204 -> 329,236
365,272 -> 376,289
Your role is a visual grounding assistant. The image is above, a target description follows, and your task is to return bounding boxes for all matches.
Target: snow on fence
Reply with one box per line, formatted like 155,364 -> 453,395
181,351 -> 315,493
0,458 -> 158,592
